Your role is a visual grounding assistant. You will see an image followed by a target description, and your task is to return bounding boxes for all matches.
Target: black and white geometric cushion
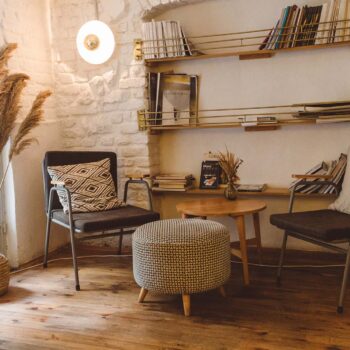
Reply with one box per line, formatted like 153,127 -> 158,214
47,158 -> 124,213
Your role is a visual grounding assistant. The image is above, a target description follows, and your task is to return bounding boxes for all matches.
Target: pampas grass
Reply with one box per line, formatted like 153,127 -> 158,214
0,43 -> 52,191
217,147 -> 243,184
0,73 -> 29,153
0,43 -> 17,81
9,90 -> 52,160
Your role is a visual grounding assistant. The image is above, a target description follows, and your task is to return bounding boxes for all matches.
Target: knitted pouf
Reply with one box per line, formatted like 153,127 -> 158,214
133,219 -> 231,316
0,254 -> 10,296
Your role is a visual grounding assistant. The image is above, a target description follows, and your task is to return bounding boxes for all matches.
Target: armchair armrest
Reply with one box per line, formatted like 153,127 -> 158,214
292,174 -> 333,180
51,180 -> 66,186
288,179 -> 339,213
47,182 -> 73,218
123,176 -> 153,211
125,173 -> 150,180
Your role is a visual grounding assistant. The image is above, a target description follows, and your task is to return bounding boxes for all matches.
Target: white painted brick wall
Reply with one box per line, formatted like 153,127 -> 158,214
49,0 -> 201,248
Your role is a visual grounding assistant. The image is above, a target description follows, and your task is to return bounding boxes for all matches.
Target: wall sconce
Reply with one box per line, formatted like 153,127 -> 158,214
76,1 -> 115,64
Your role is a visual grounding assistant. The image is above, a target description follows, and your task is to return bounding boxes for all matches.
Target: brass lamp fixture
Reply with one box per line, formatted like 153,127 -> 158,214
76,0 -> 115,64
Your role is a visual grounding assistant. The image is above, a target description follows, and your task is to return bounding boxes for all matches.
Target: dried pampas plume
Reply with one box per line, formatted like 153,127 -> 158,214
0,43 -> 52,191
9,90 -> 52,160
0,73 -> 29,153
0,43 -> 17,81
217,146 -> 243,184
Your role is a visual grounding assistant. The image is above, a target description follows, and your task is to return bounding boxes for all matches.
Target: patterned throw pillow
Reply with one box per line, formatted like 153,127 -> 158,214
47,158 -> 124,214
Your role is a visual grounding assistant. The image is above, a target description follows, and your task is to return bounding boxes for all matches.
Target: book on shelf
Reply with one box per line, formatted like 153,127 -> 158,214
290,153 -> 347,194
237,184 -> 267,192
146,72 -> 199,126
260,0 -> 350,50
141,20 -> 193,59
199,160 -> 222,189
240,116 -> 277,127
293,100 -> 350,120
152,174 -> 195,192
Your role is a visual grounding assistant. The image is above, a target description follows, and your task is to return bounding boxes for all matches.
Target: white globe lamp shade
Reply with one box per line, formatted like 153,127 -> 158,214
76,20 -> 115,64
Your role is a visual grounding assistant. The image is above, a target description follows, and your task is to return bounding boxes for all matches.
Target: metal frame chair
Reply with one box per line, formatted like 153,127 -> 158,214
42,151 -> 159,291
271,177 -> 350,313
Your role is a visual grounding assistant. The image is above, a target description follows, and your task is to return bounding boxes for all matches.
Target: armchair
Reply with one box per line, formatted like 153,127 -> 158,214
42,151 -> 160,291
270,174 -> 350,313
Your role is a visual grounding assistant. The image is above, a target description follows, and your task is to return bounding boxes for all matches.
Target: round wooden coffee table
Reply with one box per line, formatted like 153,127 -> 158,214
176,198 -> 267,285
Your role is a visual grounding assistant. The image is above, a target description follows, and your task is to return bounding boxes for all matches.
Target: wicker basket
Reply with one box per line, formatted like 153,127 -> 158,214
0,254 -> 10,296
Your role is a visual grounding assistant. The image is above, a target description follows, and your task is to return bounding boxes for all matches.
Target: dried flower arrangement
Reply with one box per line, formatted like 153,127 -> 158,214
0,43 -> 52,191
217,147 -> 243,184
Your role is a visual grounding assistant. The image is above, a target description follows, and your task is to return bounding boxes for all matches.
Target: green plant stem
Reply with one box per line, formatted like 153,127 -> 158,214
0,161 -> 10,193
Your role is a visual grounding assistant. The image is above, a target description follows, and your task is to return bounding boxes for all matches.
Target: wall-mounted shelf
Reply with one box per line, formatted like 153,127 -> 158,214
136,18 -> 350,65
152,186 -> 336,198
143,40 -> 350,65
138,100 -> 350,132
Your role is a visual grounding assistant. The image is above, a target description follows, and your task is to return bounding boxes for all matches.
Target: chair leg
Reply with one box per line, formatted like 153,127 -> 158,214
182,294 -> 191,317
43,214 -> 52,268
337,243 -> 350,314
118,230 -> 123,255
277,232 -> 288,285
43,189 -> 55,268
68,225 -> 80,291
138,287 -> 148,303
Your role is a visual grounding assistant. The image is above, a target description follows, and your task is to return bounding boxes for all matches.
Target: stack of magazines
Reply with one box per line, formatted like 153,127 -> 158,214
152,174 -> 195,192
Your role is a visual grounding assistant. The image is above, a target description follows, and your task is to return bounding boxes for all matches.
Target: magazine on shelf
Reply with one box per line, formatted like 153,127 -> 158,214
147,72 -> 199,126
199,160 -> 222,189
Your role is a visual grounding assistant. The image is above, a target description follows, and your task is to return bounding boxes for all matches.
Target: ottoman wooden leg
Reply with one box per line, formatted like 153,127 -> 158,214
218,285 -> 226,297
182,294 -> 191,317
138,287 -> 148,303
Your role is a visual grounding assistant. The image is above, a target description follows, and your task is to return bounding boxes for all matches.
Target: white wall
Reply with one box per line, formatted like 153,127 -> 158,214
154,0 -> 350,249
2,0 -> 346,261
47,0 -> 350,251
0,0 -> 67,267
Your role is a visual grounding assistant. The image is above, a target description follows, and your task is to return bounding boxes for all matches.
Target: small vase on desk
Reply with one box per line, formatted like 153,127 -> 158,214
224,182 -> 237,200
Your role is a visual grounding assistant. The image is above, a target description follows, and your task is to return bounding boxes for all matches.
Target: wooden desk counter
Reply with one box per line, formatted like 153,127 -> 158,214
153,186 -> 336,198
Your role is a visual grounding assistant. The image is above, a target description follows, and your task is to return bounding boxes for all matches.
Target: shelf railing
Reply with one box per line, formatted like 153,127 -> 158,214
135,19 -> 350,63
137,99 -> 350,132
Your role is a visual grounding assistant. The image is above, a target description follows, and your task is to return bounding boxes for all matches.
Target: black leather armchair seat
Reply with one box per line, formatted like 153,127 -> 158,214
271,209 -> 350,242
52,206 -> 160,233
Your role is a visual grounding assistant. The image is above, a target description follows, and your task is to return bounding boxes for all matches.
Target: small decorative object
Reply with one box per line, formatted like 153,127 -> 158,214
0,254 -> 9,296
217,147 -> 243,200
224,181 -> 238,200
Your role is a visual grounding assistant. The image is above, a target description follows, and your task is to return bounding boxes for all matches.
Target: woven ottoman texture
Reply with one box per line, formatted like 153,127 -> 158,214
133,219 -> 231,316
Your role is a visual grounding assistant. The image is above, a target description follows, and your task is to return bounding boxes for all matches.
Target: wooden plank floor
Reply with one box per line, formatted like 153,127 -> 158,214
1,250 -> 350,350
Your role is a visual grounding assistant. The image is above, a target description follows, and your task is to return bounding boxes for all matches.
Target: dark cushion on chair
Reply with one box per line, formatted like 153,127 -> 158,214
270,209 -> 350,242
52,205 -> 160,232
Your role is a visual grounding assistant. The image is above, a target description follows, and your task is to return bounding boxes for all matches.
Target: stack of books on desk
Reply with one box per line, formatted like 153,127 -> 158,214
153,174 -> 195,192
